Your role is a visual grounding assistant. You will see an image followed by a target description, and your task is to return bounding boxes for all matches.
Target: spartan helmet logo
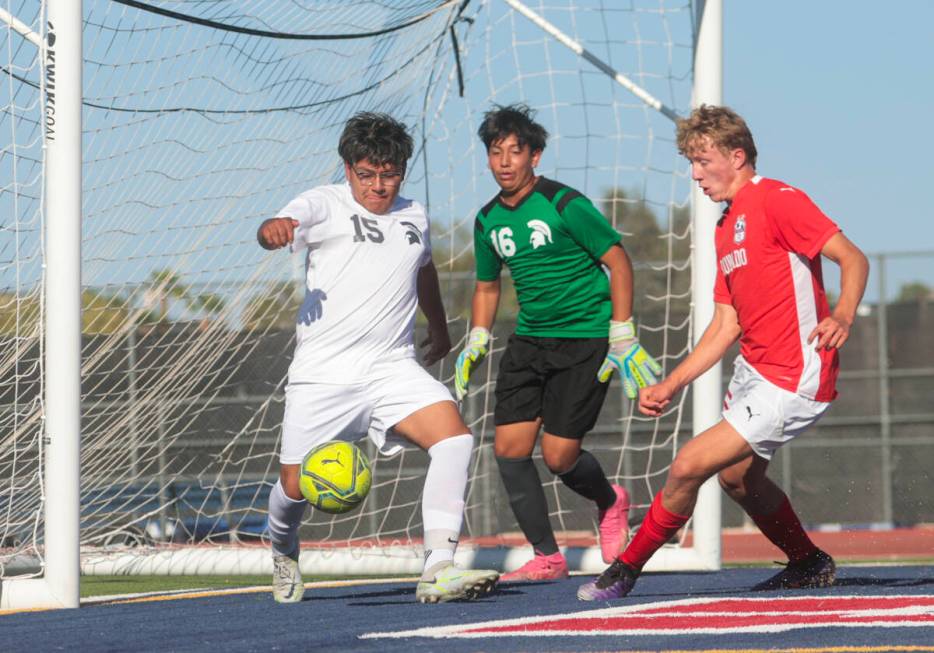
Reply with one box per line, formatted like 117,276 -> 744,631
399,221 -> 421,245
527,220 -> 553,249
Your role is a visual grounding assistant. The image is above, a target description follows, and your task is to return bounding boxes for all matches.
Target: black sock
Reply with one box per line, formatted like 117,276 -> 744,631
496,455 -> 559,556
558,449 -> 616,511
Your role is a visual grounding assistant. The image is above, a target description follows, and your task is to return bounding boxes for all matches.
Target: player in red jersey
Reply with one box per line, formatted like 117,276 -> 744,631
579,105 -> 870,601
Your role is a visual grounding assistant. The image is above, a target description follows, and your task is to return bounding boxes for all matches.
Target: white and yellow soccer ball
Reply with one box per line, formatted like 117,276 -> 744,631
299,441 -> 372,514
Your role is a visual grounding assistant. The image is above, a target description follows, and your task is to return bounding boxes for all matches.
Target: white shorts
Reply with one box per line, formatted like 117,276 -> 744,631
279,357 -> 455,464
722,356 -> 830,460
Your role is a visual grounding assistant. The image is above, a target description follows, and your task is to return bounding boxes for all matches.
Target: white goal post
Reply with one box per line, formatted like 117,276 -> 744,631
685,0 -> 724,575
1,0 -> 723,610
1,0 -> 83,610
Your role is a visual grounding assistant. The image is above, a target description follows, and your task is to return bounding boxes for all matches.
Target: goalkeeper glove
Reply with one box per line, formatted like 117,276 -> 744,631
454,327 -> 490,401
596,319 -> 662,399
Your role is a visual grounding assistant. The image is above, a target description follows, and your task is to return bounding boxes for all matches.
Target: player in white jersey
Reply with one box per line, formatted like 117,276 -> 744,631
257,112 -> 498,604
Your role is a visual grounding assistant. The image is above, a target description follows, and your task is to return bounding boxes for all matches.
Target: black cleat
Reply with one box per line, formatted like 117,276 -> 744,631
752,548 -> 836,591
577,559 -> 640,601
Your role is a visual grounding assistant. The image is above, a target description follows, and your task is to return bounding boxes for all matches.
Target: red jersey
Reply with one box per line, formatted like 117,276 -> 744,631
714,176 -> 841,401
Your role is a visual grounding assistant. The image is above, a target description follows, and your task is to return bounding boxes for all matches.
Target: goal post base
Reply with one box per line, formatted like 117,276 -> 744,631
0,578 -> 76,610
78,543 -> 720,578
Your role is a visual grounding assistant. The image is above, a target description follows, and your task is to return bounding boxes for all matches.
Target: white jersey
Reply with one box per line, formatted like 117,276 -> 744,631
276,183 -> 432,384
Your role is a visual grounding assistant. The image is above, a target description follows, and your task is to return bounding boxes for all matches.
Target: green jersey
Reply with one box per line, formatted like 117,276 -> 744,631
474,177 -> 621,337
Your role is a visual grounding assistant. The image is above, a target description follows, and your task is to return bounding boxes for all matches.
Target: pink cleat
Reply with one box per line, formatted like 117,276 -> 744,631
598,484 -> 631,564
501,550 -> 569,582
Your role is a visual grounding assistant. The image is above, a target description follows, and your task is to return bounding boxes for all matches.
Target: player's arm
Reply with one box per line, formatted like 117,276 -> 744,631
601,243 -> 633,321
416,260 -> 453,366
470,279 -> 500,332
454,279 -> 499,400
556,193 -> 660,395
455,213 -> 501,400
260,194 -> 325,251
639,301 -> 741,417
257,217 -> 299,250
764,188 -> 868,350
595,244 -> 663,398
809,232 -> 869,351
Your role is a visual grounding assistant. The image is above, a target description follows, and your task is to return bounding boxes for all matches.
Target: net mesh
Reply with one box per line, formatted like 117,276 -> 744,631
0,0 -> 697,577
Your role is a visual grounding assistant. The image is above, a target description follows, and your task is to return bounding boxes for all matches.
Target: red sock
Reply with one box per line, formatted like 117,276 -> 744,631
749,496 -> 818,563
620,492 -> 689,570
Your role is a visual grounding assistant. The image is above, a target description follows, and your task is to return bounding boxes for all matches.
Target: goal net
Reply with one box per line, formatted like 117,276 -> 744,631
0,0 -> 713,596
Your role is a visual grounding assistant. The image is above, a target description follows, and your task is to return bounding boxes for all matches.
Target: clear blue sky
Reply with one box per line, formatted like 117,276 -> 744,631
724,1 -> 934,261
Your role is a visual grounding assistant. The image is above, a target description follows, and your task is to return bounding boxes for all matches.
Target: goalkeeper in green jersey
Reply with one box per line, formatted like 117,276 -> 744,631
455,104 -> 661,581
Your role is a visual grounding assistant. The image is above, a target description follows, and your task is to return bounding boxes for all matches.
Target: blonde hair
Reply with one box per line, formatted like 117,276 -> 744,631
676,104 -> 757,168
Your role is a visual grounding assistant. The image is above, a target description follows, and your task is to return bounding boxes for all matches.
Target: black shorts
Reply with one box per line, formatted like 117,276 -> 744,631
493,334 -> 610,439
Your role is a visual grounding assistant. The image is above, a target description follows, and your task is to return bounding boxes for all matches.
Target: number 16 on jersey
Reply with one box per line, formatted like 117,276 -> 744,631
490,227 -> 516,258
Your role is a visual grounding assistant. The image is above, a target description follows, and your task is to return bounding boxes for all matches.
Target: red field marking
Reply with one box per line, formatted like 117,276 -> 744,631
466,596 -> 934,635
362,595 -> 934,640
635,597 -> 934,614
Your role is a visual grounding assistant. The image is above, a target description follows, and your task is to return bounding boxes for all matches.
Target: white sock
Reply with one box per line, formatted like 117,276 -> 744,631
421,434 -> 472,580
268,479 -> 307,558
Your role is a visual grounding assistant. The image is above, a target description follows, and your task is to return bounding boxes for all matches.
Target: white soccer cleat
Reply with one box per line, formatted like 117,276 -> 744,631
415,564 -> 500,603
272,551 -> 303,603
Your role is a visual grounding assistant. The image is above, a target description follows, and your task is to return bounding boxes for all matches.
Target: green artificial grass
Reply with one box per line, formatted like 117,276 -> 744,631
80,575 -> 271,598
79,574 -> 413,599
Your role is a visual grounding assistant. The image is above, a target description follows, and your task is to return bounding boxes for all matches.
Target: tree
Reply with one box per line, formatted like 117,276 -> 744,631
425,221 -> 478,274
0,291 -> 40,336
143,269 -> 226,324
896,282 -> 931,303
83,289 -> 132,334
243,281 -> 299,332
600,187 -> 692,320
0,288 -> 134,335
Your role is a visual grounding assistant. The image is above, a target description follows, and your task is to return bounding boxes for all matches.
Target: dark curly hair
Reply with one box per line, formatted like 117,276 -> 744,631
477,103 -> 548,152
338,112 -> 414,169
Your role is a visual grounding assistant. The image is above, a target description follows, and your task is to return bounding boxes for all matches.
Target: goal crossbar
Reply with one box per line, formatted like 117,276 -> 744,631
504,0 -> 680,122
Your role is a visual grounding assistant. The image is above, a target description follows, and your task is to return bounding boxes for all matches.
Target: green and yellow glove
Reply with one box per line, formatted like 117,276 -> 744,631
454,327 -> 490,401
596,319 -> 662,399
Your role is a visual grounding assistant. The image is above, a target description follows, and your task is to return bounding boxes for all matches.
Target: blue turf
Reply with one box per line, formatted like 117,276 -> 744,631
2,566 -> 933,652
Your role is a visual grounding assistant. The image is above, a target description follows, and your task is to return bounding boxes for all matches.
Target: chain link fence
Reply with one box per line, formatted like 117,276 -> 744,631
750,250 -> 934,529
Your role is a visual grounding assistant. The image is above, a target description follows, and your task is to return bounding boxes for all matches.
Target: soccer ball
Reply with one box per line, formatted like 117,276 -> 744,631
299,441 -> 372,514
